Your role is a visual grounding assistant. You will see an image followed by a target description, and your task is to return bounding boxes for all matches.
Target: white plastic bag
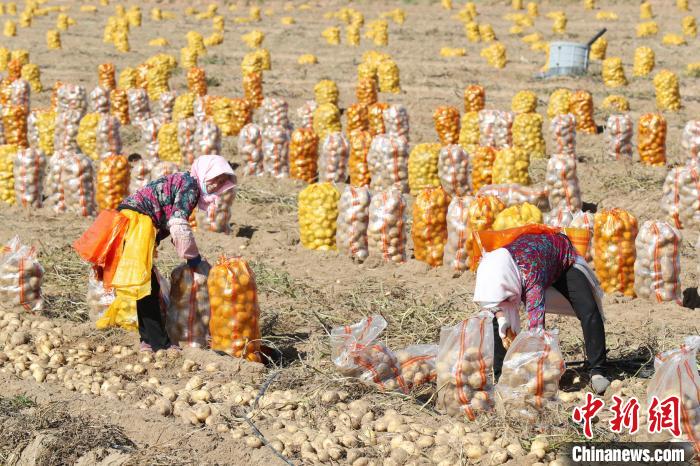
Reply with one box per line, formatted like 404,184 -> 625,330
550,113 -> 576,156
262,125 -> 290,178
336,185 -> 370,262
605,114 -> 633,161
396,344 -> 438,390
479,109 -> 513,149
546,153 -> 582,212
367,134 -> 409,193
0,237 -> 44,312
383,104 -> 409,143
443,195 -> 474,275
13,147 -> 46,208
368,188 -> 407,263
166,261 -> 212,348
319,132 -> 349,183
661,165 -> 700,229
634,221 -> 682,303
438,144 -> 470,197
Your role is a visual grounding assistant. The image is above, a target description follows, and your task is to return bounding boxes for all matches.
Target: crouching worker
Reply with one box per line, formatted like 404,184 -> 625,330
74,155 -> 236,352
472,227 -> 610,394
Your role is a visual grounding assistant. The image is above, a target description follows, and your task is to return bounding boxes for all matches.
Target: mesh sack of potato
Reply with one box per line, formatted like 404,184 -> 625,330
53,110 -> 82,152
173,93 -> 195,122
638,113 -> 667,166
296,100 -> 317,130
662,33 -> 687,46
601,95 -> 630,112
157,91 -> 176,125
127,89 -> 151,125
110,89 -> 129,125
129,158 -> 151,194
683,16 -> 697,37
471,146 -> 497,192
263,125 -> 290,178
2,105 -> 27,148
27,109 -> 54,155
243,72 -> 264,109
96,155 -> 129,211
312,103 -> 341,140
479,110 -> 513,149
139,118 -> 161,160
458,111 -> 480,154
438,144 -> 469,197
492,147 -> 530,185
682,121 -> 700,164
98,63 -> 116,91
396,344 -> 438,390
653,70 -> 681,112
412,187 -> 449,267
544,207 -> 574,227
636,21 -> 659,37
166,261 -> 212,348
356,77 -> 378,107
368,188 -> 407,263
605,114 -> 634,161
368,102 -> 388,136
96,117 -> 124,158
262,97 -> 290,130
349,130 -> 372,187
368,134 -> 409,193
346,103 -> 369,134
570,210 -> 595,261
298,182 -> 339,251
9,79 -> 30,110
569,90 -> 597,134
646,336 -> 700,449
238,123 -> 264,176
492,202 -> 542,230
201,188 -> 235,234
480,42 -> 507,69
336,184 -> 370,262
495,328 -> 565,419
76,112 -> 99,160
661,165 -> 700,229
547,88 -> 571,119
377,59 -> 401,93
314,80 -> 339,107
384,104 -> 410,143
20,64 -> 42,93
151,160 -> 178,180
436,312 -> 495,419
465,22 -> 480,42
240,52 -> 261,76
319,132 -> 349,183
589,37 -> 607,61
678,0 -> 690,11
467,196 -> 507,270
433,106 -> 460,146
546,154 -> 582,212
207,256 -> 261,361
229,98 -> 252,136
117,68 -> 137,90
443,195 -> 474,275
477,184 -> 549,210
408,143 -> 441,194
0,237 -> 44,312
549,113 -> 576,156
289,127 -> 318,183
633,221 -> 682,303
464,85 -> 486,113
513,112 -> 545,160
602,58 -> 628,88
0,145 -> 15,205
594,208 -> 638,296
479,24 -> 497,41
194,119 -> 221,157
61,151 -> 97,217
177,117 -> 197,166
89,87 -> 111,115
511,90 -> 537,114
633,47 -> 655,77
47,30 -> 61,49
187,67 -> 207,97
13,147 -> 46,208
208,97 -> 237,137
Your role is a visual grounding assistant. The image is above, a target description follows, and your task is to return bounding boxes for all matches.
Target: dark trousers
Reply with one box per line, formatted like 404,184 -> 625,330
493,266 -> 607,380
137,270 -> 171,351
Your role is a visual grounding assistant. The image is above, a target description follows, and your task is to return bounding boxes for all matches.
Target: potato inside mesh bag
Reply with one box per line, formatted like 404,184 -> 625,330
443,195 -> 474,276
549,113 -> 576,156
436,311 -> 495,420
367,134 -> 409,193
605,114 -> 633,161
633,221 -> 682,303
647,336 -> 700,446
681,120 -> 700,163
319,132 -> 349,183
166,261 -> 212,348
238,123 -> 264,176
544,207 -> 574,227
438,144 -> 470,197
353,343 -> 408,393
195,119 -> 222,157
383,104 -> 410,143
495,328 -> 566,420
397,343 -> 438,390
262,125 -> 290,178
661,165 -> 700,229
177,117 -> 197,166
330,314 -> 387,376
336,184 -> 370,262
13,147 -> 46,208
368,188 -> 407,263
546,154 -> 582,212
129,159 -> 152,194
0,237 -> 44,311
87,269 -> 115,322
478,109 -> 513,148
201,188 -> 235,233
477,183 -> 549,210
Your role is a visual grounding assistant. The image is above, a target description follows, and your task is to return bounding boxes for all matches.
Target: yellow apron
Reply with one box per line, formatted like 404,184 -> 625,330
111,210 -> 156,301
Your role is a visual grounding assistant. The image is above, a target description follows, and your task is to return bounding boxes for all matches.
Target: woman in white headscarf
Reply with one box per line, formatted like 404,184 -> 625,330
473,230 -> 609,394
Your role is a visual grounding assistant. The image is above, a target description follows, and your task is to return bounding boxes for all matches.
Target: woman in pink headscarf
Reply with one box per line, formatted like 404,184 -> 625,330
76,155 -> 236,352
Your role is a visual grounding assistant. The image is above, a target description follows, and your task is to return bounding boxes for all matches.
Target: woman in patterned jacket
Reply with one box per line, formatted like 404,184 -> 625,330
473,231 -> 610,394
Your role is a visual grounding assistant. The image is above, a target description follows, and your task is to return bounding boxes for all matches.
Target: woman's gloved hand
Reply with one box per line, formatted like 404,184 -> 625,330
496,311 -> 511,339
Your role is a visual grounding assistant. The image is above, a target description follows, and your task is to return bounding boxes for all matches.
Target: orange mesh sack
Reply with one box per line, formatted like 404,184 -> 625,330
368,188 -> 407,263
346,103 -> 369,134
570,210 -> 595,261
96,155 -> 129,211
319,132 -> 349,183
433,106 -> 460,145
471,146 -> 496,192
368,102 -> 388,136
348,130 -> 372,187
436,312 -> 495,420
0,237 -> 44,312
661,166 -> 700,229
207,256 -> 261,362
638,113 -> 666,166
384,104 -> 410,143
564,227 -> 592,260
336,185 -> 370,262
545,154 -> 581,211
568,90 -> 597,134
367,134 -> 409,193
444,195 -> 474,275
594,208 -> 638,296
495,328 -> 566,420
466,195 -> 507,269
646,336 -> 700,454
464,85 -> 485,113
238,123 -> 264,176
633,221 -> 682,303
396,344 -> 438,390
166,261 -> 212,348
438,144 -> 469,197
550,113 -> 576,156
412,187 -> 449,267
289,127 -> 318,183
605,114 -> 633,161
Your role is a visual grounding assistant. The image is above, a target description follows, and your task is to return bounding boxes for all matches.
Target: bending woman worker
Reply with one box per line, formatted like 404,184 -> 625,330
75,155 -> 236,352
473,228 -> 610,394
